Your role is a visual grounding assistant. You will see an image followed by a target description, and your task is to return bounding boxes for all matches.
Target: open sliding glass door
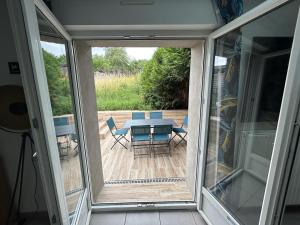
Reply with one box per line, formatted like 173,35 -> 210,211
10,0 -> 91,224
197,1 -> 300,225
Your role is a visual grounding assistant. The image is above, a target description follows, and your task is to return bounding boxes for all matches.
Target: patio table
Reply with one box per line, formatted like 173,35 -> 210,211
123,119 -> 177,129
55,124 -> 76,156
55,124 -> 76,137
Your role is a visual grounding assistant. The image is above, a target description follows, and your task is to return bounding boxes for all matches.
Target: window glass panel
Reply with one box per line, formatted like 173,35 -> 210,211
216,0 -> 266,24
204,1 -> 300,225
37,10 -> 84,223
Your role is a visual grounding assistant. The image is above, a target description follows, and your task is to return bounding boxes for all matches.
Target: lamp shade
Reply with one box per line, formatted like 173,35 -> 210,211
0,85 -> 30,131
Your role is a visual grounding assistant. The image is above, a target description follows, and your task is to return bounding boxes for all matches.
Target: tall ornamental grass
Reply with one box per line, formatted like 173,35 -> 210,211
95,75 -> 151,111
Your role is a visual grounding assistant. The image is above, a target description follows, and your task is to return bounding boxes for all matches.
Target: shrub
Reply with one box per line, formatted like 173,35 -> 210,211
43,49 -> 72,116
140,48 -> 191,109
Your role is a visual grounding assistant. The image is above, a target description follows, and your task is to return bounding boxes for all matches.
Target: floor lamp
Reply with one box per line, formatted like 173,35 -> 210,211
0,85 -> 33,225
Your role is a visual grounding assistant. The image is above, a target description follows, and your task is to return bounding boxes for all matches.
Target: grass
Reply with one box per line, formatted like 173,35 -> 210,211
95,74 -> 151,111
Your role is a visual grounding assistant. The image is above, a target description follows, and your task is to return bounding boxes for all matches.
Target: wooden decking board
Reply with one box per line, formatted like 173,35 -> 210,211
61,110 -> 191,206
100,135 -> 187,182
96,182 -> 192,203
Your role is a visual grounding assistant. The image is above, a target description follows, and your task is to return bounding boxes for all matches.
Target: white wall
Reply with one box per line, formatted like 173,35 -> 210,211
0,0 -> 47,213
51,0 -> 217,26
187,42 -> 205,194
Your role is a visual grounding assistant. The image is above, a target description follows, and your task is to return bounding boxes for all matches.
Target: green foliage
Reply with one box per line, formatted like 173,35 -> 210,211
95,75 -> 151,110
43,47 -> 190,114
43,49 -> 72,116
92,48 -> 147,74
140,48 -> 191,109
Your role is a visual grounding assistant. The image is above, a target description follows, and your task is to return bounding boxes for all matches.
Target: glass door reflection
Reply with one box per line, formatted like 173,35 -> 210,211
203,1 -> 300,225
37,10 -> 84,223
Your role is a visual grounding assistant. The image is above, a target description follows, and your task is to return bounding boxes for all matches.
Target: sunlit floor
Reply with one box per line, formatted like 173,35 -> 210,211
60,110 -> 193,207
97,182 -> 193,203
97,134 -> 193,203
60,133 -> 192,206
60,143 -> 83,214
101,135 -> 187,181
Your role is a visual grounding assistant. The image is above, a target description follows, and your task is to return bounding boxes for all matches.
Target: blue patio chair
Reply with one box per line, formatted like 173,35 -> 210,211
106,117 -> 129,149
172,115 -> 188,147
132,112 -> 145,120
54,117 -> 69,126
149,111 -> 163,119
131,125 -> 151,159
54,116 -> 71,155
70,133 -> 79,152
152,125 -> 173,156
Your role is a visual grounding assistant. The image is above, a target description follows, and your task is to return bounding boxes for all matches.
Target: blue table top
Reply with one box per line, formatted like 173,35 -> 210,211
123,119 -> 177,129
55,124 -> 76,137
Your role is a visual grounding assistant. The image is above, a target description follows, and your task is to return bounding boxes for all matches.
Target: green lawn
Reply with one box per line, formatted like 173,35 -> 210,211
94,75 -> 151,111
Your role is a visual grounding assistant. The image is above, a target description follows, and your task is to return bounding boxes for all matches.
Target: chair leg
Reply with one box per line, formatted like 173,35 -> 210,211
123,136 -> 130,142
174,133 -> 187,148
169,141 -> 172,157
120,135 -> 130,144
111,136 -> 128,149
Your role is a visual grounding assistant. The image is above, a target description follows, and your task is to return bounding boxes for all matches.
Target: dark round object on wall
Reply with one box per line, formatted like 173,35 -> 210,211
0,85 -> 30,131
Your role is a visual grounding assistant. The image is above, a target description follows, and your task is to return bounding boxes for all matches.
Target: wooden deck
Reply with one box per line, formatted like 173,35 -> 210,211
61,110 -> 192,206
101,134 -> 187,181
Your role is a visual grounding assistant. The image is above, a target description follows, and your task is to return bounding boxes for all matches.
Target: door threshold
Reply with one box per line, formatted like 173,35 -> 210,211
92,202 -> 197,212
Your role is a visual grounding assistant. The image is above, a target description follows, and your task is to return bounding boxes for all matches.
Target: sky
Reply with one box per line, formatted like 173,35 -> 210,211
92,47 -> 157,60
41,41 -> 66,56
40,42 -> 157,61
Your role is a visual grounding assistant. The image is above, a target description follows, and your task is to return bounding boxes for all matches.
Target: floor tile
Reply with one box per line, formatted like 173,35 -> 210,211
125,212 -> 160,225
191,211 -> 207,225
90,213 -> 126,225
159,211 -> 196,225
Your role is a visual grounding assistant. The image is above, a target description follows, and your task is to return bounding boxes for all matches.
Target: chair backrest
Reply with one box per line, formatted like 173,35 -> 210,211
54,117 -> 69,126
106,117 -> 116,132
150,111 -> 162,119
183,115 -> 188,127
132,112 -> 145,120
131,125 -> 151,136
153,125 -> 172,136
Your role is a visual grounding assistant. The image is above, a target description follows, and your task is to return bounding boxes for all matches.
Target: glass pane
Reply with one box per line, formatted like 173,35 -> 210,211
216,0 -> 266,24
37,10 -> 84,223
204,1 -> 300,225
280,139 -> 300,225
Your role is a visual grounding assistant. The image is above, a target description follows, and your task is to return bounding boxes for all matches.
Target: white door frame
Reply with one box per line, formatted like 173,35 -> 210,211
6,0 -> 92,224
197,0 -> 300,225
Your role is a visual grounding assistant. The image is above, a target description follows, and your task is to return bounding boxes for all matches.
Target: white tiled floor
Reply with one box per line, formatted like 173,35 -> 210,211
89,210 -> 207,225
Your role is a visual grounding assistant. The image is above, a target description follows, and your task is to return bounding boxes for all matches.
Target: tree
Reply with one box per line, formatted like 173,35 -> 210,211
92,54 -> 107,72
128,59 -> 147,74
104,48 -> 130,74
140,48 -> 191,109
43,49 -> 72,116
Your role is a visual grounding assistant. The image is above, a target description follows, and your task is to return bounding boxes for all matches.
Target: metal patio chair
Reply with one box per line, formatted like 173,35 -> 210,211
131,125 -> 151,159
172,115 -> 188,147
149,111 -> 163,119
152,125 -> 173,156
70,133 -> 79,153
106,117 -> 129,149
54,116 -> 71,154
132,112 -> 145,120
